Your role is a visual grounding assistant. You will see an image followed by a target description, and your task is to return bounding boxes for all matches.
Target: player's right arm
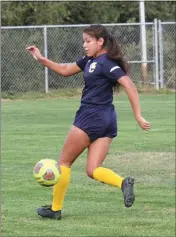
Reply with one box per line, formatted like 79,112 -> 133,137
26,45 -> 81,77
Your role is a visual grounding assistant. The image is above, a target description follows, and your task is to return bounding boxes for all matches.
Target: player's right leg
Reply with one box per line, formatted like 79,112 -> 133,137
37,125 -> 90,219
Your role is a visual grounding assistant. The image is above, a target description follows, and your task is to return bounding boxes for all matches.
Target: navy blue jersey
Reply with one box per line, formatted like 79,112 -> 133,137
76,53 -> 126,106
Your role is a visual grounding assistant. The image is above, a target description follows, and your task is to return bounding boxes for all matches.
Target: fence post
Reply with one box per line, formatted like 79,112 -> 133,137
154,19 -> 159,90
44,25 -> 48,93
158,20 -> 164,88
139,1 -> 147,85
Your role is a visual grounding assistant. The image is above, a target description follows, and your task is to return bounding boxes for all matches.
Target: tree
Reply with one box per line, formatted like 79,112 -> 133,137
1,2 -> 70,26
1,1 -> 175,26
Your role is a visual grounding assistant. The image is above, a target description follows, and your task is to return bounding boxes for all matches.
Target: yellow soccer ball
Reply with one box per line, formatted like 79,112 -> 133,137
33,159 -> 61,187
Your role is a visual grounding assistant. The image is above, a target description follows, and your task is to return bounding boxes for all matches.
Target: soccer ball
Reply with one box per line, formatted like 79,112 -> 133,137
33,159 -> 61,187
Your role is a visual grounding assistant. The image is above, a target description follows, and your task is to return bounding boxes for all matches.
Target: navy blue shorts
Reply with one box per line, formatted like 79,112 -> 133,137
73,104 -> 117,142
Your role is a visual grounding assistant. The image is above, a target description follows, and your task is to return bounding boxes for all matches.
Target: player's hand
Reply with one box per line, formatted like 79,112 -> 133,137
136,116 -> 150,131
26,45 -> 43,61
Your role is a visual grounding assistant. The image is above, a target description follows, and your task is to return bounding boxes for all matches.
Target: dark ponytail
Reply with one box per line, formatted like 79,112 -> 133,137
106,34 -> 129,75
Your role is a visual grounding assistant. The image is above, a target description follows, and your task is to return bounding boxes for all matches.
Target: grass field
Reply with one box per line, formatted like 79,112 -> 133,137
1,93 -> 175,237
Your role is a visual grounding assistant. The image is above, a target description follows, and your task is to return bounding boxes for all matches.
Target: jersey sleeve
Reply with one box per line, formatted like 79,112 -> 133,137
103,59 -> 126,83
76,56 -> 89,71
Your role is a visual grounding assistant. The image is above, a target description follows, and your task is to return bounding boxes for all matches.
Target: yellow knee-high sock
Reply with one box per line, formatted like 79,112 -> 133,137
52,166 -> 71,211
93,167 -> 124,188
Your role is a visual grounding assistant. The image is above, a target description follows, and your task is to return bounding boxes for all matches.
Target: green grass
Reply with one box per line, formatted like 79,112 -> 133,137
1,94 -> 175,236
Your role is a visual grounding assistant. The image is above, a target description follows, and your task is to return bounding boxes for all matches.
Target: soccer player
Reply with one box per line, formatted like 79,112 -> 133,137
26,24 -> 150,220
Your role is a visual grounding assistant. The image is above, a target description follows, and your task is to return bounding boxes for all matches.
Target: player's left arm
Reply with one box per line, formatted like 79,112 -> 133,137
118,76 -> 150,131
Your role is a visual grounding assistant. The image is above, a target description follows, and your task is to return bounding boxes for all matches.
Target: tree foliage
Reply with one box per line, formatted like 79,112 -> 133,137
1,1 -> 176,26
1,2 -> 70,26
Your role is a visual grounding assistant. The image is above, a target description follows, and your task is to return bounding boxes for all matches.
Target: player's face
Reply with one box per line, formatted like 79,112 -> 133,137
83,33 -> 105,57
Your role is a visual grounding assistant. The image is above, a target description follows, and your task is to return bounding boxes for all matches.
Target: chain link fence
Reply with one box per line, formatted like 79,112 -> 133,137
158,22 -> 176,89
1,21 -> 175,93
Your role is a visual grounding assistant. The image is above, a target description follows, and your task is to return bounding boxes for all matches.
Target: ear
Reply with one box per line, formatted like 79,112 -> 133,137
98,37 -> 104,47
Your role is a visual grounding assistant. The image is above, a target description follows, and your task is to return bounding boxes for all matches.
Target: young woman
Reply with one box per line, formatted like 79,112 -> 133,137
26,24 -> 150,220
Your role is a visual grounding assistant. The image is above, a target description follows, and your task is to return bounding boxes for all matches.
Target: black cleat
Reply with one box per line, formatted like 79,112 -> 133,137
37,205 -> 61,220
121,176 -> 135,208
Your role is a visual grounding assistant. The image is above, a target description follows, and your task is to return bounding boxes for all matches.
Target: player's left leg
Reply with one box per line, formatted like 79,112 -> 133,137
86,137 -> 135,208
